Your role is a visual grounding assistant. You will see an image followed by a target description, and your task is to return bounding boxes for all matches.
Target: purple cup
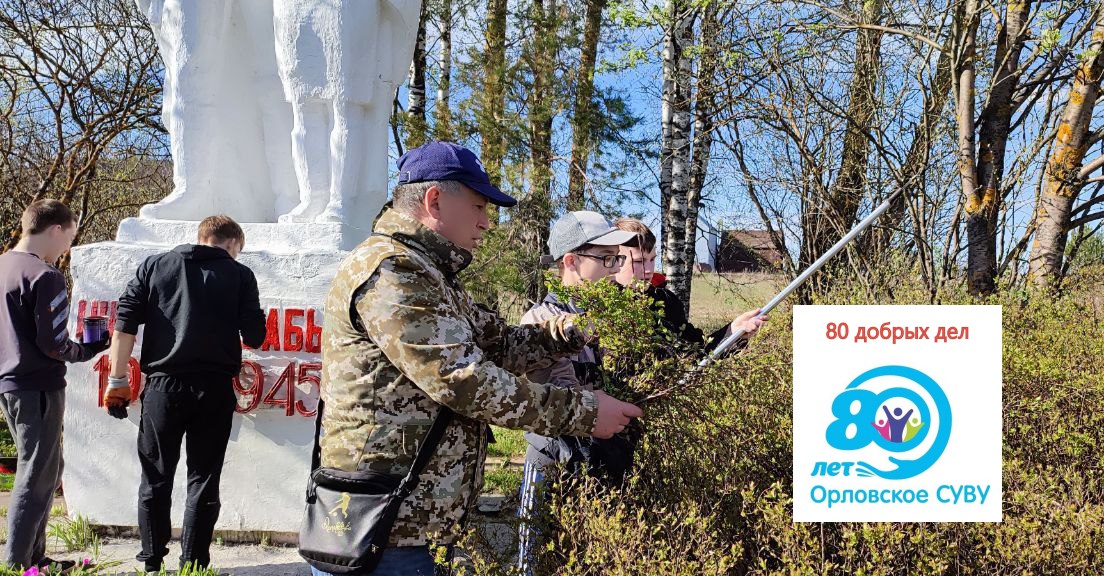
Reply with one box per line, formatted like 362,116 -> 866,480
83,316 -> 108,344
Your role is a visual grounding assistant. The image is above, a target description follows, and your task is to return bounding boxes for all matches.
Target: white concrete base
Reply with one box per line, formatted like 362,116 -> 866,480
64,233 -> 347,532
116,217 -> 371,253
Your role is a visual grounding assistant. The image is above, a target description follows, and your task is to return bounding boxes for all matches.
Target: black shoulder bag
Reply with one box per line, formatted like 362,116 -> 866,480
298,400 -> 454,574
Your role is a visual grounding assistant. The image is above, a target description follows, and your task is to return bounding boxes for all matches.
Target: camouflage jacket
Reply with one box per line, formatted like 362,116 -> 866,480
320,207 -> 600,547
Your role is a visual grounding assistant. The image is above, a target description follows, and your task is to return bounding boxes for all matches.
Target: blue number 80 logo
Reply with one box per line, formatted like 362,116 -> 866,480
824,366 -> 952,480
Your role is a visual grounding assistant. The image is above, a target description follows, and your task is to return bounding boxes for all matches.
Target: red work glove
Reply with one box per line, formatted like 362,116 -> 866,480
104,379 -> 131,419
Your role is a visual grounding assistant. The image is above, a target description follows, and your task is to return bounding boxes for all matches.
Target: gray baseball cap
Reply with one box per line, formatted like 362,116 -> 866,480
548,211 -> 637,261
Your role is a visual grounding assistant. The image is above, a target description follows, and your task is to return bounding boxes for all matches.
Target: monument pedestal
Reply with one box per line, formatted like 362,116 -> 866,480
116,217 -> 371,253
63,218 -> 352,532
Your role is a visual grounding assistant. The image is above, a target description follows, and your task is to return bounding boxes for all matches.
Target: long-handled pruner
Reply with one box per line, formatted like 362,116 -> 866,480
642,188 -> 905,403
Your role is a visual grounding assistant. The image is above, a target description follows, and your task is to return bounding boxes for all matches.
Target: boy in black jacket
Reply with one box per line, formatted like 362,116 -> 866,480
105,215 -> 266,572
612,218 -> 766,353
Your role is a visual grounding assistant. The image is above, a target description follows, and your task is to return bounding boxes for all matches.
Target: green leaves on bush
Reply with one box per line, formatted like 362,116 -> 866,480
546,274 -> 699,404
455,266 -> 1104,575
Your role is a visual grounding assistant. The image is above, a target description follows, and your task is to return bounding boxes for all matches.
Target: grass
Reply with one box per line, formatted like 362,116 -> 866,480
0,474 -> 12,492
485,428 -> 525,496
47,514 -> 99,553
488,427 -> 526,460
483,467 -> 523,497
688,272 -> 785,332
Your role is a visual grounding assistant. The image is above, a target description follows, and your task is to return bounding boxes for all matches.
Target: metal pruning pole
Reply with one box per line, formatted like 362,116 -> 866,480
700,188 -> 906,369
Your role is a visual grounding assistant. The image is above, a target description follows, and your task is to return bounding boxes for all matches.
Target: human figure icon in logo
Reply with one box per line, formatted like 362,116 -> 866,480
329,491 -> 351,519
883,405 -> 914,443
904,416 -> 926,442
873,418 -> 891,441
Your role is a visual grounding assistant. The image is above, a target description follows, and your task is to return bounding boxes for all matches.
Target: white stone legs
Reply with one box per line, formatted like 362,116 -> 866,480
281,99 -> 331,223
253,85 -> 300,220
140,0 -> 231,221
134,0 -> 423,228
139,0 -> 301,223
281,99 -> 389,225
239,0 -> 300,219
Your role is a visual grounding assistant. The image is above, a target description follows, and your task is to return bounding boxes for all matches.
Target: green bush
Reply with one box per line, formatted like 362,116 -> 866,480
0,424 -> 15,458
453,266 -> 1104,575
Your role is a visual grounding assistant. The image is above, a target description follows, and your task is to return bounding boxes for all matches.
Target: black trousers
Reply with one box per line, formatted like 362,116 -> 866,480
135,374 -> 236,569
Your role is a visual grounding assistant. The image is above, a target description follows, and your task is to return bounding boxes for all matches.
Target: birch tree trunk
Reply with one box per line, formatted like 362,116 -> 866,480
658,0 -> 680,244
434,0 -> 453,140
1028,12 -> 1104,289
405,0 -> 429,149
684,3 -> 720,284
661,0 -> 696,308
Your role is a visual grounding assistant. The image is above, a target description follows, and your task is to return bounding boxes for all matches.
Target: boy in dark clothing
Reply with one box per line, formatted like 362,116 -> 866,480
646,271 -> 728,349
0,199 -> 110,572
105,215 -> 266,572
612,218 -> 766,353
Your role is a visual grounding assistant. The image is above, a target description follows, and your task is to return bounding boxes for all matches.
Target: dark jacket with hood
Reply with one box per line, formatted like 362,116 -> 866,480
647,272 -> 744,353
116,244 -> 266,379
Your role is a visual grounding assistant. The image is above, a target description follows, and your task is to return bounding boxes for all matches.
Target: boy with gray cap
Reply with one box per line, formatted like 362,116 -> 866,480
516,210 -> 637,573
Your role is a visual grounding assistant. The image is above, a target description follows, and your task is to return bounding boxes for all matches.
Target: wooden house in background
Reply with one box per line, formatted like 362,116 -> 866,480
714,230 -> 784,273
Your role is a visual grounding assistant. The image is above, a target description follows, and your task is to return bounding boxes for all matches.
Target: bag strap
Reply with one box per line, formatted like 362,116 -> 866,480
309,399 -> 454,498
308,230 -> 457,498
310,399 -> 325,473
396,408 -> 455,498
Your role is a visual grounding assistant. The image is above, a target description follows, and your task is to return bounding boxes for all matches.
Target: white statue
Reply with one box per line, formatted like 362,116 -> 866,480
135,0 -> 291,222
275,0 -> 420,224
135,0 -> 421,226
238,0 -> 301,220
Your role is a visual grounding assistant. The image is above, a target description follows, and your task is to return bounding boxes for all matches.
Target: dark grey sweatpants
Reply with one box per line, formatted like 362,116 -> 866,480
0,389 -> 64,569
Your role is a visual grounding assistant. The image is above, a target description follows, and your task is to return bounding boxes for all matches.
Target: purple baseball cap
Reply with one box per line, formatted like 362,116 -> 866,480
396,141 -> 518,207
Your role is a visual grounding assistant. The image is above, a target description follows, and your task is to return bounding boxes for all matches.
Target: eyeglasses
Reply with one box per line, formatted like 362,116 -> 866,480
573,253 -> 627,269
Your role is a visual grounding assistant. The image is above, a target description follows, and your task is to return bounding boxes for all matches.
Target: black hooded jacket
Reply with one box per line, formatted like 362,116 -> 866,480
645,283 -> 727,350
116,244 -> 266,378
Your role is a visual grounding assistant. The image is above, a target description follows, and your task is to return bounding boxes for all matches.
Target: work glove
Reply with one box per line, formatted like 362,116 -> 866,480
104,378 -> 131,419
565,314 -> 598,345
